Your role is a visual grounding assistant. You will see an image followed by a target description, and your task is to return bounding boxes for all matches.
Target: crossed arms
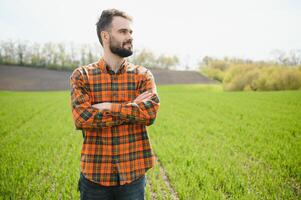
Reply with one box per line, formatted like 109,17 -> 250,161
70,68 -> 160,129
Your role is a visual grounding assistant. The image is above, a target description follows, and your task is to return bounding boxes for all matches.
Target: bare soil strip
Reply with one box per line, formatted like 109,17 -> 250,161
155,156 -> 180,200
146,174 -> 158,200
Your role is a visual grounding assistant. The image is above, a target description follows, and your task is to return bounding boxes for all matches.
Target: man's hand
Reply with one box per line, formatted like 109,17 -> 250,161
92,102 -> 112,111
133,91 -> 155,104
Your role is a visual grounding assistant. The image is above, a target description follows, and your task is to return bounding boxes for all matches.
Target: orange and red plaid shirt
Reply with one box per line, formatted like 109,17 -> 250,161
70,57 -> 160,186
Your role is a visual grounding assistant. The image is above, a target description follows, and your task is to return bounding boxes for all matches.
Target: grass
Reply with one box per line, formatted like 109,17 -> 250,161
0,84 -> 300,199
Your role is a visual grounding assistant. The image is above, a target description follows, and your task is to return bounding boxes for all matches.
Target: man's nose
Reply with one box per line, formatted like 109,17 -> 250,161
127,32 -> 133,41
128,34 -> 133,42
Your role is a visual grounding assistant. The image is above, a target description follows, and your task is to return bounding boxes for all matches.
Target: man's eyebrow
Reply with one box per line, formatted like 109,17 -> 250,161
118,28 -> 133,33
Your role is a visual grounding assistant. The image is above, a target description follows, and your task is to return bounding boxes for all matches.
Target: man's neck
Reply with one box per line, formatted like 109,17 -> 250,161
103,51 -> 125,72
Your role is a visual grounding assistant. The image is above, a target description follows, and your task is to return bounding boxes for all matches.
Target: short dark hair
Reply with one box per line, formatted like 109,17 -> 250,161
96,9 -> 132,46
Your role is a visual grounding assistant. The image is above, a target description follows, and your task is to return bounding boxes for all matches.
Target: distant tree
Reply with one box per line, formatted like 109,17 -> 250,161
157,54 -> 179,69
130,49 -> 179,69
288,49 -> 301,66
1,40 -> 15,64
202,56 -> 214,66
80,45 -> 87,66
58,43 -> 66,68
16,40 -> 27,65
87,50 -> 93,64
272,49 -> 301,66
130,49 -> 156,68
68,42 -> 78,67
30,43 -> 42,66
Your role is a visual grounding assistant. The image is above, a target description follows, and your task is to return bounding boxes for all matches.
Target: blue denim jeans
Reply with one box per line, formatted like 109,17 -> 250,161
78,172 -> 147,200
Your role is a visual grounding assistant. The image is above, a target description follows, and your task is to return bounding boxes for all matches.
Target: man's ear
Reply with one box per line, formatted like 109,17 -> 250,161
101,31 -> 109,44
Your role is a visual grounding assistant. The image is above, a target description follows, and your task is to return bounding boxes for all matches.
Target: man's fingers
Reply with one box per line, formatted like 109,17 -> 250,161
91,102 -> 112,111
91,103 -> 99,108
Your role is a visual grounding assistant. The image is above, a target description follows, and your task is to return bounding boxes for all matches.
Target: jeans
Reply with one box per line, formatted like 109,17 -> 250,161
78,172 -> 147,200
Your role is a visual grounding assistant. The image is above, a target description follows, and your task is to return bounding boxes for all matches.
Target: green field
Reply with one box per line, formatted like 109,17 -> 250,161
0,85 -> 300,199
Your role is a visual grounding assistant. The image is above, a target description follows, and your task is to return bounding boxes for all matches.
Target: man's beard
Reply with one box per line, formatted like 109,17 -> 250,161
109,35 -> 133,58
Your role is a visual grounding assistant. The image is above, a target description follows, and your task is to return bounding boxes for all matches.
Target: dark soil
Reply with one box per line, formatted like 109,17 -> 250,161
0,65 -> 217,91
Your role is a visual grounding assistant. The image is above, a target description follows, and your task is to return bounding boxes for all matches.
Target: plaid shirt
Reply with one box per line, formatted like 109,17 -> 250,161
70,57 -> 160,186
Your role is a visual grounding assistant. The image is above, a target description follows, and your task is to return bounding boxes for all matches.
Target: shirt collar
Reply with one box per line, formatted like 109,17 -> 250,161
97,57 -> 128,75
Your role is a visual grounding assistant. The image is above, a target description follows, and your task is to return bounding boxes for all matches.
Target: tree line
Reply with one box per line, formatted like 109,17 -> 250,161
0,40 -> 179,71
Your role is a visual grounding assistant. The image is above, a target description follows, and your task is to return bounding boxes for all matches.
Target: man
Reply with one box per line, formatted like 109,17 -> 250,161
70,9 -> 160,200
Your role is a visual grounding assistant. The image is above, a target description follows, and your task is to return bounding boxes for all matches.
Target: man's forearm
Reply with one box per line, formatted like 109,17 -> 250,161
92,91 -> 157,126
92,91 -> 155,111
110,93 -> 159,126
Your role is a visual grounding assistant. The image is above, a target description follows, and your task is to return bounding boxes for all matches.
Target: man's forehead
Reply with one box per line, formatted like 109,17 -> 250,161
111,16 -> 132,30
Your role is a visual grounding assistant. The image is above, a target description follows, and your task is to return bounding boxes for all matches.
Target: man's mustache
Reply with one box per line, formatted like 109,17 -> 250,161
123,40 -> 133,46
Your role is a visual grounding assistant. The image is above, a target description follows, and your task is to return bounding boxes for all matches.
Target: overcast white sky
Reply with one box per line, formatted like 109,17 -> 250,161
0,0 -> 301,69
